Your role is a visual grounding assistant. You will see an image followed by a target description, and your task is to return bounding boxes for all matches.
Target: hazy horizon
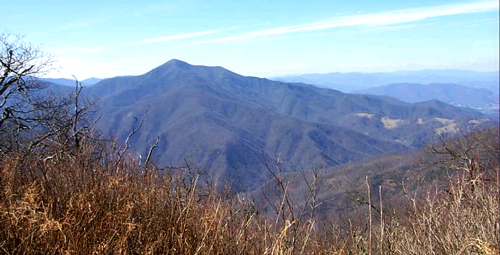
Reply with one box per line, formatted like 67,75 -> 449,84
42,62 -> 500,81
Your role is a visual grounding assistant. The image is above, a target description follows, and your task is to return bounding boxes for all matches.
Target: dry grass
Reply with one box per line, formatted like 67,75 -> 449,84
381,175 -> 499,255
0,129 -> 498,254
0,137 -> 329,254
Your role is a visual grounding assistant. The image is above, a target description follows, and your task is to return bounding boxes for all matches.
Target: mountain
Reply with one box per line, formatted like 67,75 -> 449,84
273,70 -> 499,93
81,77 -> 103,85
252,126 -> 499,217
41,77 -> 103,87
83,60 -> 492,191
356,83 -> 499,113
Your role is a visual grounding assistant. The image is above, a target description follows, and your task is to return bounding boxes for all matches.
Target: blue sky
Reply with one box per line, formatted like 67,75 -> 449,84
2,0 -> 498,79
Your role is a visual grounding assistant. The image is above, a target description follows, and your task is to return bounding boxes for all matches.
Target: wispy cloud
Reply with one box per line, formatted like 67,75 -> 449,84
60,30 -> 218,55
136,30 -> 218,45
353,24 -> 418,34
193,1 -> 499,44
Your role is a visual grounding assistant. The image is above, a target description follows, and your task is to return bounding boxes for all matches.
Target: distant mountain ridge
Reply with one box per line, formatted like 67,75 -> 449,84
41,77 -> 103,87
356,83 -> 499,113
273,69 -> 499,93
80,59 -> 492,190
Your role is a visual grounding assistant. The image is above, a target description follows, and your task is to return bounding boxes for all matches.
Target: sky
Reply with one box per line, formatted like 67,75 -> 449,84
2,0 -> 499,79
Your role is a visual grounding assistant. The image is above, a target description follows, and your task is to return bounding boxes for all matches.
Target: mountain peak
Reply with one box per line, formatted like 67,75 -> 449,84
142,59 -> 194,78
163,59 -> 192,69
145,59 -> 238,80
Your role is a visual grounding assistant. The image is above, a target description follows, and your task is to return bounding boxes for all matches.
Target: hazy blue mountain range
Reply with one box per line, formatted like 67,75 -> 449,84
41,77 -> 102,87
273,70 -> 499,93
356,83 -> 499,113
72,59 -> 493,190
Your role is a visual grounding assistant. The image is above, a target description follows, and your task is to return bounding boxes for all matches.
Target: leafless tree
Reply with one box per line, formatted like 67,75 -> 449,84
0,33 -> 53,128
426,127 -> 499,191
0,33 -> 101,157
0,33 -> 55,152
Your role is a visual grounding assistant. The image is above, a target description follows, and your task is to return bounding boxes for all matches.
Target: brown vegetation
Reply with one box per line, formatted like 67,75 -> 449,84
0,127 -> 498,254
0,135 -> 324,254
